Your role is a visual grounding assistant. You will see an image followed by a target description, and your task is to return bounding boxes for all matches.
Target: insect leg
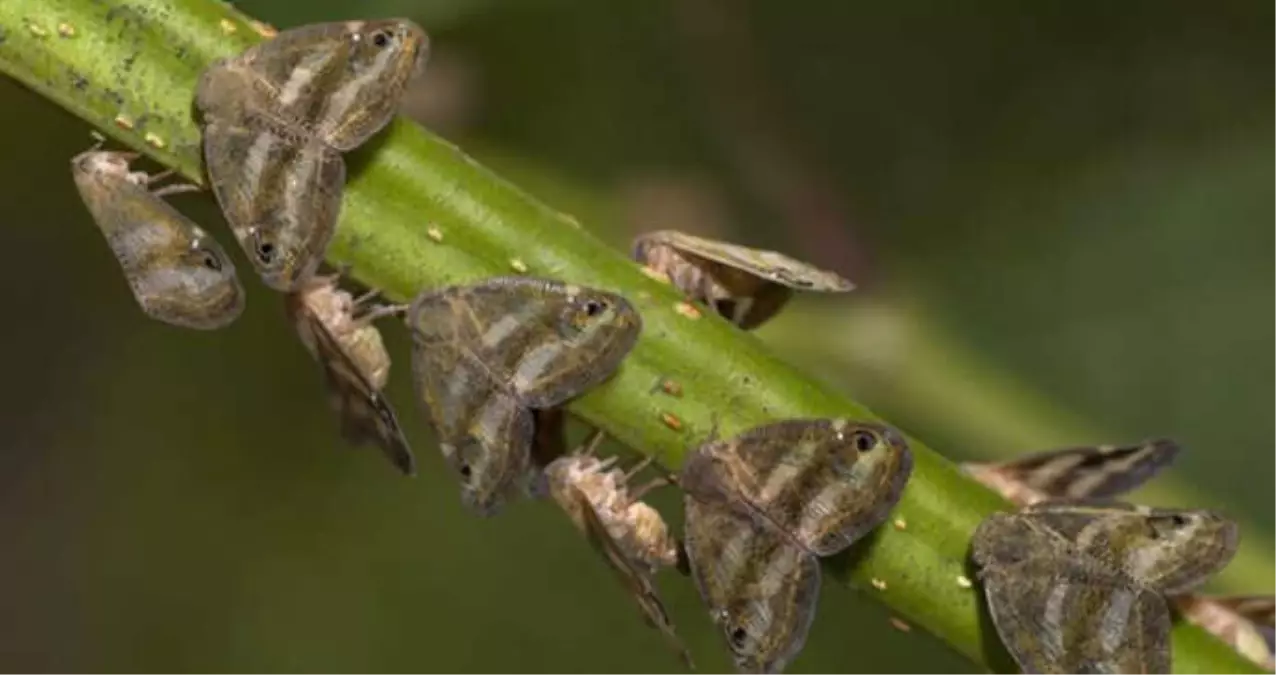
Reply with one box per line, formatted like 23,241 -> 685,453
623,454 -> 657,482
577,428 -> 608,457
627,476 -> 672,503
357,302 -> 409,323
150,182 -> 203,198
351,288 -> 383,306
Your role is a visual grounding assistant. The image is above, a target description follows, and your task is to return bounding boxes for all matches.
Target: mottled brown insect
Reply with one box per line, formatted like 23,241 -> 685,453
284,273 -> 413,475
962,438 -> 1179,506
965,440 -> 1272,670
631,230 -> 854,329
680,419 -> 912,556
972,500 -> 1240,673
407,276 -> 642,515
972,512 -> 1172,674
683,495 -> 820,674
543,431 -> 691,668
71,149 -> 244,329
197,20 -> 428,151
196,20 -> 429,290
1016,500 -> 1238,594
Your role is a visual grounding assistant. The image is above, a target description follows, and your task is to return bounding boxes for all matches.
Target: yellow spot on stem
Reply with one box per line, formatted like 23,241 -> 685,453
56,22 -> 76,38
26,20 -> 49,38
892,518 -> 907,531
640,266 -> 671,284
250,20 -> 278,38
660,412 -> 683,432
509,258 -> 529,274
114,115 -> 135,131
956,575 -> 973,589
889,617 -> 912,633
674,301 -> 702,320
144,132 -> 166,150
870,578 -> 887,591
426,225 -> 444,242
219,18 -> 238,34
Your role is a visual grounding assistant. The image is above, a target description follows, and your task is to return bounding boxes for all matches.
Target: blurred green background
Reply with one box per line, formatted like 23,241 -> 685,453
0,0 -> 1270,671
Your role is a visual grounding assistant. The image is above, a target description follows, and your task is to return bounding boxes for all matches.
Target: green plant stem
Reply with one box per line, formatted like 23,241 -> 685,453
0,1 -> 1259,672
766,298 -> 1276,595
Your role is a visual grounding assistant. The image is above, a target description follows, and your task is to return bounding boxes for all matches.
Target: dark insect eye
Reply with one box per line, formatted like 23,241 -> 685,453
850,430 -> 878,452
729,627 -> 749,648
1148,514 -> 1189,540
371,30 -> 392,48
582,299 -> 605,317
255,240 -> 276,264
458,464 -> 472,479
201,251 -> 222,271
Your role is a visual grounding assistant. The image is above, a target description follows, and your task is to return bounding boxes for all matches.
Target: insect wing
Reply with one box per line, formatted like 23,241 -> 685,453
1022,500 -> 1238,594
409,332 -> 534,515
1175,594 -> 1275,671
633,230 -> 852,329
407,276 -> 642,409
288,300 -> 414,475
681,419 -> 912,557
1204,592 -> 1276,663
202,119 -> 344,291
963,439 -> 1180,506
561,483 -> 694,669
684,497 -> 819,674
978,552 -> 1172,674
71,150 -> 244,329
1215,595 -> 1276,634
199,20 -> 428,151
636,230 -> 853,292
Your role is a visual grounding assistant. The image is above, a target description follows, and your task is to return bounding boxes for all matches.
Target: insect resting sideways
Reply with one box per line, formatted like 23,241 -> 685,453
285,273 -> 413,475
543,430 -> 692,668
71,148 -> 244,330
631,230 -> 853,329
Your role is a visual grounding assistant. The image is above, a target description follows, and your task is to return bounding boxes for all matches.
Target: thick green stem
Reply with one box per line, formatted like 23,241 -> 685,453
0,1 -> 1259,672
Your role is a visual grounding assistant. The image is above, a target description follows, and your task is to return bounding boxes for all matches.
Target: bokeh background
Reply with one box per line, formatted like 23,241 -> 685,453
0,0 -> 1270,672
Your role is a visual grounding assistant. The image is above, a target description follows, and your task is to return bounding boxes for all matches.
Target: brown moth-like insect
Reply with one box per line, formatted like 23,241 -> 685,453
284,273 -> 413,475
683,495 -> 820,674
961,438 -> 1179,506
1015,500 -> 1239,595
680,419 -> 912,556
198,123 -> 344,291
965,440 -> 1273,670
196,19 -> 429,291
1176,594 -> 1275,671
971,512 -> 1172,674
631,230 -> 854,329
543,430 -> 692,669
407,276 -> 642,515
972,500 -> 1239,673
197,20 -> 428,152
71,148 -> 244,330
